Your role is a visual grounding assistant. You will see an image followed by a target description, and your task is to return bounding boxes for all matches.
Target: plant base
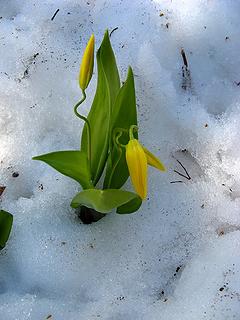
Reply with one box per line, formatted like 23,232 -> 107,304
78,206 -> 106,224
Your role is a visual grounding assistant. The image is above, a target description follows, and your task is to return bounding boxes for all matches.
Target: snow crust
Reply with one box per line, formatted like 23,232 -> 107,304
0,0 -> 240,319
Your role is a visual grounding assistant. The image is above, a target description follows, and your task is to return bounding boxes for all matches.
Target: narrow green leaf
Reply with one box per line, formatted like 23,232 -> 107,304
117,196 -> 142,214
81,30 -> 120,186
104,67 -> 138,189
0,210 -> 13,250
71,189 -> 141,214
98,30 -> 120,107
33,151 -> 93,189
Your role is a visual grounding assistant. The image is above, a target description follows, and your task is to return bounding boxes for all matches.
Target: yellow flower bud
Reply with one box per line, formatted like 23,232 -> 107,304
126,139 -> 148,200
143,147 -> 166,172
79,34 -> 95,90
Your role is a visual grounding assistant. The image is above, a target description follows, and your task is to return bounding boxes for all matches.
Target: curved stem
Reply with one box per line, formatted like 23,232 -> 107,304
112,128 -> 128,148
107,131 -> 123,188
74,90 -> 92,168
129,125 -> 138,140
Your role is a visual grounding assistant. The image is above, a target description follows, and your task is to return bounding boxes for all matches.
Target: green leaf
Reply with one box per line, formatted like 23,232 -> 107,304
98,30 -> 121,105
81,30 -> 120,186
0,210 -> 13,250
117,196 -> 142,214
33,150 -> 93,189
71,189 -> 141,214
104,67 -> 138,189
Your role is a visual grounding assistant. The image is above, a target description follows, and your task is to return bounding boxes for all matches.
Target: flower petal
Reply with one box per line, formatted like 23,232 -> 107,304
126,139 -> 148,200
79,34 -> 95,90
143,147 -> 166,172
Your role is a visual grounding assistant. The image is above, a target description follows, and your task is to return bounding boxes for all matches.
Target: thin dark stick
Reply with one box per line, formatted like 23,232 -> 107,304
173,170 -> 190,180
172,156 -> 191,181
175,158 -> 191,180
110,27 -> 119,37
170,180 -> 184,184
51,9 -> 60,21
181,48 -> 188,68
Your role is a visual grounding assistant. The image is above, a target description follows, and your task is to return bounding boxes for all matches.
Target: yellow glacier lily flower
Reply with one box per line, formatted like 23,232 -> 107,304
143,147 -> 166,172
79,34 -> 95,90
126,139 -> 148,200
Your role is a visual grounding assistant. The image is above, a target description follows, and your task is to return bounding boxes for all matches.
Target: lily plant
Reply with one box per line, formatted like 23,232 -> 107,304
33,31 -> 165,223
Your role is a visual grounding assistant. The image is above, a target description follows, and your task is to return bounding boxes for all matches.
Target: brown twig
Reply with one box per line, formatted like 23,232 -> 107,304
0,186 -> 6,196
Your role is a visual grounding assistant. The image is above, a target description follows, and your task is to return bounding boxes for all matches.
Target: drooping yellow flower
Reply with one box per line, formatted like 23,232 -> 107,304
126,139 -> 148,200
143,147 -> 166,172
79,34 -> 95,90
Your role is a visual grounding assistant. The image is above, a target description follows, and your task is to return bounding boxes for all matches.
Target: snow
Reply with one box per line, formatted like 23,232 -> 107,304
0,0 -> 240,319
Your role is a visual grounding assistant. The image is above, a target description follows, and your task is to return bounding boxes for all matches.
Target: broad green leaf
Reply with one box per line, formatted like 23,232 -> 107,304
33,151 -> 93,189
71,189 -> 141,214
0,210 -> 13,250
81,30 -> 120,186
117,196 -> 142,214
104,67 -> 138,189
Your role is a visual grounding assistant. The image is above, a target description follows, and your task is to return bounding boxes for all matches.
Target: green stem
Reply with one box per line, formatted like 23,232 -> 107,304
74,90 -> 92,169
129,125 -> 138,140
112,128 -> 128,148
107,131 -> 123,188
107,125 -> 138,188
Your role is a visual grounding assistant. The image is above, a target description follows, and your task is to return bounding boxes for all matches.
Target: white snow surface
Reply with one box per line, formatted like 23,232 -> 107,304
1,0 -> 240,319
